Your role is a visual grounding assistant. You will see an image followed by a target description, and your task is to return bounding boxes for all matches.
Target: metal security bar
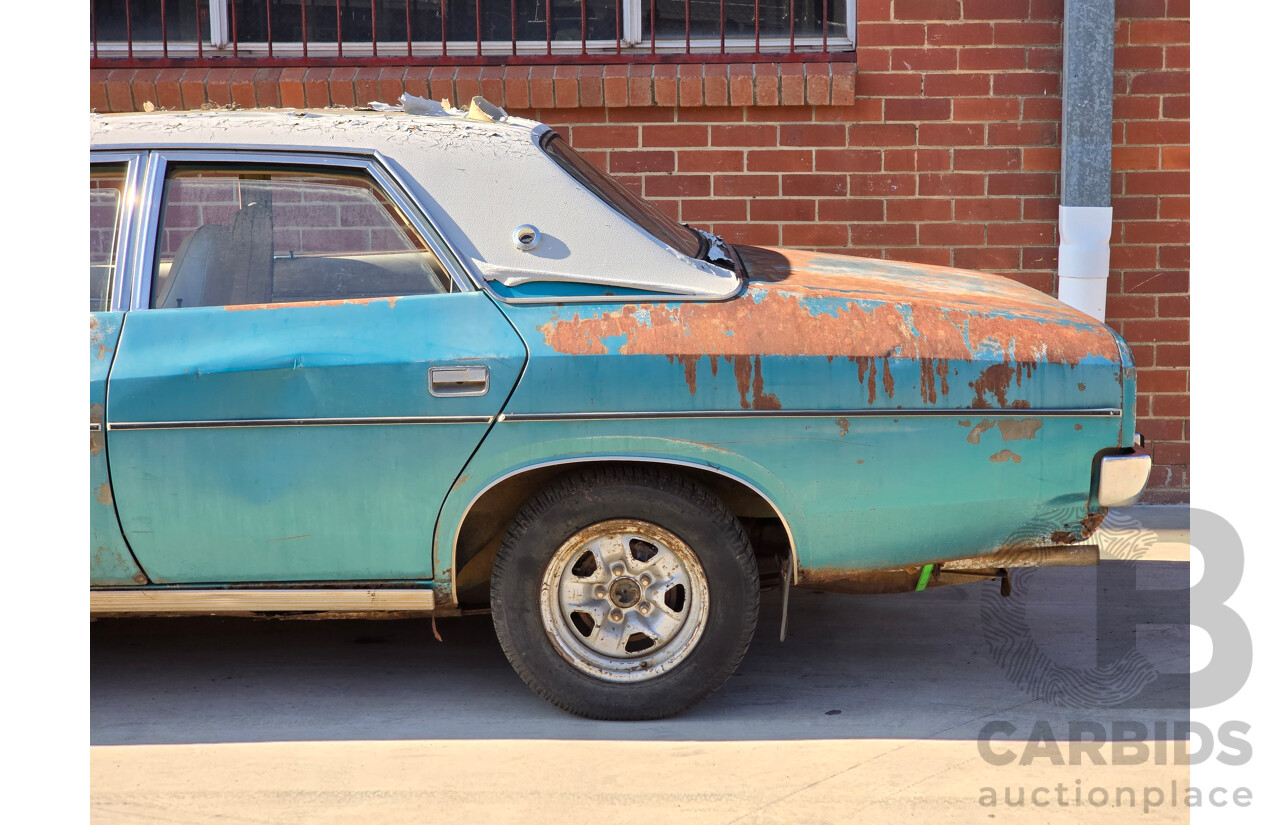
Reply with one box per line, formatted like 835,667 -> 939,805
90,0 -> 856,67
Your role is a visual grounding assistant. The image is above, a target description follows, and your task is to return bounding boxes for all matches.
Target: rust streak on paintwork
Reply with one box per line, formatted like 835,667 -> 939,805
750,355 -> 782,410
966,420 -> 997,444
990,449 -> 1022,464
836,417 -> 850,437
95,482 -> 114,506
224,296 -> 399,312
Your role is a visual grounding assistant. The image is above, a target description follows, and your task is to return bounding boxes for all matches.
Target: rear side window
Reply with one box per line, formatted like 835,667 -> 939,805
150,164 -> 452,309
91,163 -> 128,311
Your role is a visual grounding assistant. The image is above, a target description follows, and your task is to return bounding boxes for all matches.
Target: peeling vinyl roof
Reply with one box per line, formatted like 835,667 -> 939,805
90,105 -> 741,300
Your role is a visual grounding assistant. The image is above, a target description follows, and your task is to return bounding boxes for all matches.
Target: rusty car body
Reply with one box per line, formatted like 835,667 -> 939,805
89,103 -> 1151,719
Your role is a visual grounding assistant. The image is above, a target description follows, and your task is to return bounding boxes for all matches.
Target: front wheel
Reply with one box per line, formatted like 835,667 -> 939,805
490,466 -> 759,720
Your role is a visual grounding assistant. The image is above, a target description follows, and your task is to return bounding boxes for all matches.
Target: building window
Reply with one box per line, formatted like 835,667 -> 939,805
91,1 -> 855,60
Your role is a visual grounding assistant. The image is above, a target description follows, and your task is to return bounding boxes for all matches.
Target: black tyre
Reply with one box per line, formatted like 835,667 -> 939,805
490,466 -> 759,720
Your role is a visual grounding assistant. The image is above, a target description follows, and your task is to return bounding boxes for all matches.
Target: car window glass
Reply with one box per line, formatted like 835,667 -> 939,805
91,163 -> 128,311
150,164 -> 451,309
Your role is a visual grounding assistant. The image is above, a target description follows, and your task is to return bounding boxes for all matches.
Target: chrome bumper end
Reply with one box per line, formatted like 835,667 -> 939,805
1097,449 -> 1153,507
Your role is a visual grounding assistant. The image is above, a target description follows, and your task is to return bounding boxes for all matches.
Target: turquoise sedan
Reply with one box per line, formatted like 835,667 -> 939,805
90,104 -> 1150,719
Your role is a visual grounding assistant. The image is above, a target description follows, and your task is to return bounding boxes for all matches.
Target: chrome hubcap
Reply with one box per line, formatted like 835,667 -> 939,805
539,519 -> 709,682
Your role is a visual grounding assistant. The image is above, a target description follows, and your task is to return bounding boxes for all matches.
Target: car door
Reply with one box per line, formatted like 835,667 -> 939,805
91,152 -> 150,586
105,151 -> 526,584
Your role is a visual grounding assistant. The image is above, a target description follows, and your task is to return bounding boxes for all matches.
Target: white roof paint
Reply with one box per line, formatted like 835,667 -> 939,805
90,109 -> 740,299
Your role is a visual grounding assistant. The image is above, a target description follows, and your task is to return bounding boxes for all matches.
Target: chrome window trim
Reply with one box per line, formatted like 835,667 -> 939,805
129,149 -> 473,309
90,151 -> 146,312
446,455 -> 801,601
496,408 -> 1123,423
108,415 -> 494,431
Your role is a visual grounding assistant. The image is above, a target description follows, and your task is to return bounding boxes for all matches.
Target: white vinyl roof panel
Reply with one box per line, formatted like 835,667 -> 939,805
90,109 -> 741,299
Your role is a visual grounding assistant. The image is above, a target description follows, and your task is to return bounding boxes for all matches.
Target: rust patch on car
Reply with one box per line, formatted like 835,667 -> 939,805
1074,423 -> 1083,431
990,449 -> 1022,464
90,432 -> 104,456
917,357 -> 951,404
1078,382 -> 1087,391
836,417 -> 850,437
966,420 -> 997,444
95,482 -> 114,506
996,418 -> 1042,441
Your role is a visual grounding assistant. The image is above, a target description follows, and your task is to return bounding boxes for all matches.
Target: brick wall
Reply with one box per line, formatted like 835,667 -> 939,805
89,0 -> 1191,502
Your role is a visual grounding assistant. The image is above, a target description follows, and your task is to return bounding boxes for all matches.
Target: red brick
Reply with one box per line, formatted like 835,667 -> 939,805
681,198 -> 748,222
602,65 -> 628,108
994,21 -> 1061,44
613,107 -> 674,123
959,47 -> 1028,71
646,175 -> 710,198
888,199 -> 952,221
129,71 -> 158,111
816,150 -> 884,173
751,199 -> 816,222
1113,196 -> 1159,221
1161,146 -> 1190,170
643,124 -> 708,147
955,246 -> 1021,270
890,247 -> 954,267
1122,320 -> 1189,344
955,147 -> 1020,171
780,123 -> 847,146
884,98 -> 951,122
703,65 -> 729,106
992,72 -> 1059,96
784,224 -> 851,247
855,223 -> 921,246
1151,395 -> 1189,417
1129,20 -> 1190,44
1123,272 -> 1190,296
476,66 -> 504,104
153,68 -> 185,110
1155,345 -> 1190,368
1137,418 -> 1185,443
891,47 -> 959,71
955,197 -> 1021,221
1113,95 -> 1160,120
1022,147 -> 1060,171
820,199 -> 886,222
963,0 -> 1032,19
831,63 -> 856,105
989,222 -> 1055,245
806,67 -> 832,106
628,66 -> 654,107
1165,45 -> 1190,69
402,68 -> 430,99
1138,369 -> 1187,395
755,64 -> 780,106
861,22 -> 928,46
782,174 -> 849,197
573,125 -> 638,149
652,65 -> 678,107
729,64 -> 754,106
923,73 -> 992,97
696,106 -> 748,122
253,68 -> 282,108
302,68 -> 330,108
1021,96 -> 1062,121
894,0 -> 962,20
848,123 -> 918,146
850,174 -> 918,197
715,175 -> 779,198
578,67 -> 604,108
919,222 -> 985,246
747,150 -> 814,173
205,68 -> 234,107
1022,247 -> 1059,270
1022,196 -> 1061,220
427,67 -> 457,106
353,66 -> 382,106
779,64 -> 806,106
678,150 -> 744,173
1125,171 -> 1189,196
1159,196 -> 1189,220
105,69 -> 136,112
328,67 -> 357,107
856,72 -> 923,97
919,123 -> 986,146
715,223 -> 780,246
919,173 -> 985,196
1158,245 -> 1191,268
927,23 -> 994,46
1114,45 -> 1165,71
989,122 -> 1058,145
883,149 -> 949,172
711,124 -> 778,146
952,98 -> 1019,121
1130,71 -> 1189,95
1127,120 -> 1188,145
988,172 -> 1056,195
609,150 -> 674,174
1112,146 -> 1160,170
1158,295 -> 1190,318
677,65 -> 703,107
549,65 -> 576,108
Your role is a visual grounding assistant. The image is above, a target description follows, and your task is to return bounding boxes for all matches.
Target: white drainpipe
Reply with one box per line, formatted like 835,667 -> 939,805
1057,205 -> 1113,321
1057,0 -> 1115,322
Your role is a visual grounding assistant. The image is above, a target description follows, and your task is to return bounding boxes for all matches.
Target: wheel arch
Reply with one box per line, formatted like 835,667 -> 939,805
440,456 -> 798,608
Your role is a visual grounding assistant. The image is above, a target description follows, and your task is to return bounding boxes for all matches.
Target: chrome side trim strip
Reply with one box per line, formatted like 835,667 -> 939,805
498,408 -> 1122,423
90,587 -> 435,614
89,422 -> 103,432
447,455 -> 801,595
108,415 -> 493,431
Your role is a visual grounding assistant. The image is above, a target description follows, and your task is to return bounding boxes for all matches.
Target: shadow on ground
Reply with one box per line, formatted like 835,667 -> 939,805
91,561 -> 1189,746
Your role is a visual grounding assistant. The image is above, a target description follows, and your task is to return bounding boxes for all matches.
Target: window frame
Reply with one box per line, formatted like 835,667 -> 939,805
127,149 -> 474,311
90,152 -> 146,313
94,0 -> 857,59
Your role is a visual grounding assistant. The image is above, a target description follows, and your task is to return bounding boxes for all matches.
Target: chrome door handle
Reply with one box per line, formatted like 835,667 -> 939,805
429,365 -> 490,397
